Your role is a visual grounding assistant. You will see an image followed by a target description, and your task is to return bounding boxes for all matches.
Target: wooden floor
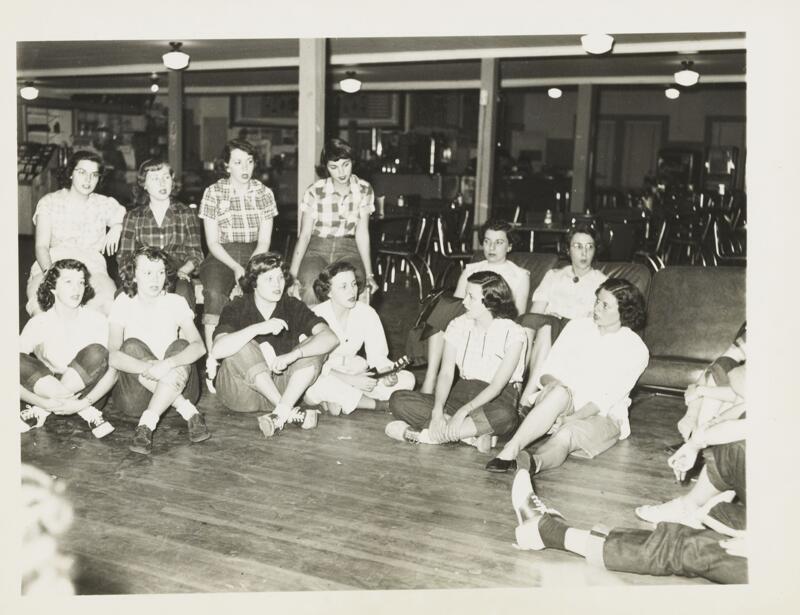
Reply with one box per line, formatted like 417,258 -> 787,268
18,241 -> 709,592
21,389 -> 706,593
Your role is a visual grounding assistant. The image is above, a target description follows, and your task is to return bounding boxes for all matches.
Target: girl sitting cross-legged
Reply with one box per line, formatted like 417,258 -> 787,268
386,270 -> 526,453
20,259 -> 117,437
108,246 -> 209,455
304,260 -> 415,416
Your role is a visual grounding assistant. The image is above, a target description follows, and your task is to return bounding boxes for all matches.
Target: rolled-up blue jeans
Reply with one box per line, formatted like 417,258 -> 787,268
198,241 -> 257,325
297,235 -> 364,305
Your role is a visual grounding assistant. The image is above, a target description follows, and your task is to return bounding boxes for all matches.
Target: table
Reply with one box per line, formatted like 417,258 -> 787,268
511,221 -> 570,252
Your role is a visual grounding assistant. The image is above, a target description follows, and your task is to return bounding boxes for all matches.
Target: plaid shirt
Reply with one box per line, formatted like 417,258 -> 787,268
300,175 -> 374,238
199,178 -> 278,244
117,201 -> 204,271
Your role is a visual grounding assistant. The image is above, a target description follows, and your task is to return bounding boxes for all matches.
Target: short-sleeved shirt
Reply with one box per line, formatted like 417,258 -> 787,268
312,300 -> 393,371
109,293 -> 194,359
463,259 -> 531,309
215,293 -> 326,355
300,175 -> 375,238
32,189 -> 126,274
20,307 -> 108,374
444,315 -> 527,384
530,266 -> 607,320
117,202 -> 204,271
199,178 -> 278,244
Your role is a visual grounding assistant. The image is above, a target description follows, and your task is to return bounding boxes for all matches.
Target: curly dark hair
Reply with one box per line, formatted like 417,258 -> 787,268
480,218 -> 516,250
597,278 -> 647,331
313,260 -> 363,303
132,158 -> 181,206
240,252 -> 292,294
59,150 -> 105,189
214,139 -> 259,177
119,246 -> 175,297
316,138 -> 355,179
466,270 -> 518,320
36,259 -> 96,312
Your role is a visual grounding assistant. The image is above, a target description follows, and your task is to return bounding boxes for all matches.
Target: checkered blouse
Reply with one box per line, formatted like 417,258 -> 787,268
199,178 -> 278,244
300,175 -> 375,238
117,202 -> 204,270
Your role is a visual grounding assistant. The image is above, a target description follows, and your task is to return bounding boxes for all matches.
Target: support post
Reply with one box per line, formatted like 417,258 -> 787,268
474,58 -> 499,247
167,69 -> 184,178
570,84 -> 597,213
297,38 -> 327,233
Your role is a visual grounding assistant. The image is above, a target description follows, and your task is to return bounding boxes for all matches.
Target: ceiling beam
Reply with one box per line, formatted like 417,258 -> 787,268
36,72 -> 745,97
328,38 -> 745,65
18,36 -> 744,79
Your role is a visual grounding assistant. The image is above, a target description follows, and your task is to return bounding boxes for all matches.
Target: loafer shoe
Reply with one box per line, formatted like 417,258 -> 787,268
485,457 -> 517,473
129,425 -> 153,455
188,413 -> 211,443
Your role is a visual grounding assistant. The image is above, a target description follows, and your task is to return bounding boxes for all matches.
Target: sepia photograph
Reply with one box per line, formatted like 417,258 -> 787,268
4,1 -> 797,613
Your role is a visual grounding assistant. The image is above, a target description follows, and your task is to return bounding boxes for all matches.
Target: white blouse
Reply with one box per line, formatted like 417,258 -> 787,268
540,317 -> 649,439
444,315 -> 527,384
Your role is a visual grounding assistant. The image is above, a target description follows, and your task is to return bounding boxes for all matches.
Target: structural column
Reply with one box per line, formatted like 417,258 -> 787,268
297,38 -> 327,233
167,69 -> 184,178
474,58 -> 499,245
570,83 -> 597,213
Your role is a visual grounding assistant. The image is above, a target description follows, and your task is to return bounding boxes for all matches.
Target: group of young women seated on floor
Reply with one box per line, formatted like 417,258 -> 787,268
20,137 -> 399,454
20,139 -> 748,582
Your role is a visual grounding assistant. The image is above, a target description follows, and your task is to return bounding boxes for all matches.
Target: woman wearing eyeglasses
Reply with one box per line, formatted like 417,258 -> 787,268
516,223 -> 607,411
25,150 -> 126,317
419,219 -> 530,394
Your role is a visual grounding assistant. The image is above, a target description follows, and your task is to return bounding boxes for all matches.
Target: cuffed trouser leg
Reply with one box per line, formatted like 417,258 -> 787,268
216,340 -> 273,413
599,522 -> 747,584
112,338 -> 198,415
389,379 -> 519,436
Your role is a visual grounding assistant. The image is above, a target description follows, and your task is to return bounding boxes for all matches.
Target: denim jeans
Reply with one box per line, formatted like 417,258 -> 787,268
111,337 -> 200,416
216,339 -> 325,413
297,235 -> 363,305
599,523 -> 747,583
596,441 -> 747,584
20,344 -> 109,408
389,379 -> 520,437
198,241 -> 257,324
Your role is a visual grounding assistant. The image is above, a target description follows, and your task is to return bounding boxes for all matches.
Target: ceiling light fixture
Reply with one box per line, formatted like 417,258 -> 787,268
339,71 -> 362,94
665,87 -> 680,100
162,41 -> 190,70
580,33 -> 614,55
149,72 -> 160,93
20,81 -> 39,100
674,60 -> 699,87
547,87 -> 563,99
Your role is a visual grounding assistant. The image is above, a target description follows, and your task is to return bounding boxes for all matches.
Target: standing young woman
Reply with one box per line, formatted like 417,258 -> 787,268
198,140 -> 277,357
304,261 -> 415,416
517,223 -> 607,409
485,278 -> 648,473
387,271 -> 526,453
26,151 -> 126,316
419,219 -> 530,393
109,247 -> 209,455
288,138 -> 379,306
117,158 -> 203,310
20,259 -> 116,436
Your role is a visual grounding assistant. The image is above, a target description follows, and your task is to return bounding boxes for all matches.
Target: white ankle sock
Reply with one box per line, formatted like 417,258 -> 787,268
173,398 -> 199,421
78,406 -> 101,422
139,410 -> 160,431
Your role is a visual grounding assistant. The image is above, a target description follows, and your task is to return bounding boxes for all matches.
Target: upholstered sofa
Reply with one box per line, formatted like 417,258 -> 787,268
483,251 -> 746,395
